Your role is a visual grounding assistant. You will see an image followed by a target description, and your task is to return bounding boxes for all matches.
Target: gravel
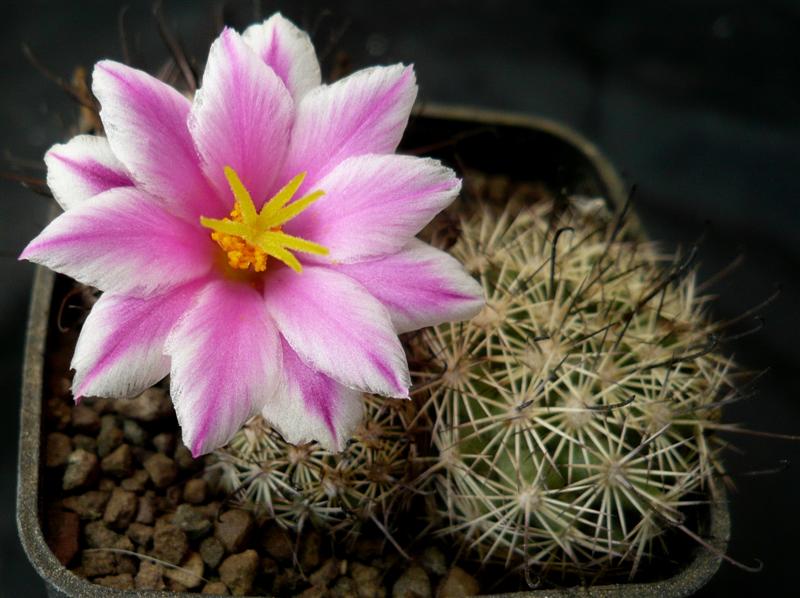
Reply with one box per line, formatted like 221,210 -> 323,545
436,566 -> 480,597
43,351 -> 482,596
143,452 -> 178,488
102,488 -> 138,529
62,448 -> 98,490
151,522 -> 189,565
393,564 -> 432,598
219,549 -> 259,596
214,509 -> 254,553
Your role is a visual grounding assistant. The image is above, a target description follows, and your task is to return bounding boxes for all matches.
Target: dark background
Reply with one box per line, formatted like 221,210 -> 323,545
2,0 -> 798,594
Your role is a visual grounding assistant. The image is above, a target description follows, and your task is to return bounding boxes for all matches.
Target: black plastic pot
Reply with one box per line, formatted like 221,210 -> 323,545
18,105 -> 730,597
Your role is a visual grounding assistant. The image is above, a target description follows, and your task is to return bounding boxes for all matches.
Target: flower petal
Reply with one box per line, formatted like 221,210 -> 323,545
286,154 -> 460,262
335,239 -> 484,333
264,266 -> 410,398
92,60 -> 224,220
242,12 -> 321,102
264,338 -> 364,451
45,135 -> 133,210
166,280 -> 282,457
20,187 -> 214,297
72,280 -> 206,399
190,28 -> 294,207
280,64 -> 417,190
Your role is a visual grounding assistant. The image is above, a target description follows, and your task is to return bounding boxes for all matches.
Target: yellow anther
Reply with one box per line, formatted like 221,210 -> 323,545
201,166 -> 329,273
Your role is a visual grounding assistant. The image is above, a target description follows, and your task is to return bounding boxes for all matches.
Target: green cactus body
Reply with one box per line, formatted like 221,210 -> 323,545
212,395 -> 416,534
415,195 -> 730,579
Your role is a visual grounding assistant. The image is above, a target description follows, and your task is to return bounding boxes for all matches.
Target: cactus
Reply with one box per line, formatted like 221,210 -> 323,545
211,394 -> 417,536
413,192 -> 732,582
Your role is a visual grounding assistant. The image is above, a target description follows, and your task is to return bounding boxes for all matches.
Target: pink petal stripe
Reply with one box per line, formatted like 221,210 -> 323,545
72,279 -> 206,399
286,154 -> 460,263
20,187 -> 214,298
189,28 -> 294,208
45,135 -> 133,210
264,265 -> 410,398
279,64 -> 417,191
165,280 -> 282,456
92,60 -> 225,220
242,13 -> 321,102
264,338 -> 364,451
334,239 -> 485,333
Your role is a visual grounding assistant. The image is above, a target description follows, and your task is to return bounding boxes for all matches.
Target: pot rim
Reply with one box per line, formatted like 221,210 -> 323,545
17,103 -> 730,598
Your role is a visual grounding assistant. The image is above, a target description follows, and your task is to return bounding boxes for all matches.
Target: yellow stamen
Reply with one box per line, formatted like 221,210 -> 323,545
200,166 -> 328,273
258,171 -> 306,226
223,166 -> 258,226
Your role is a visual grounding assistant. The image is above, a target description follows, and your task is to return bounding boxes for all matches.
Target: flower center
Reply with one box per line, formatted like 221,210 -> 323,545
200,166 -> 328,273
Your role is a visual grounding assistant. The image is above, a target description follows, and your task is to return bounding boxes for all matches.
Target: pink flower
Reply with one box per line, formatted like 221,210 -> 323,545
21,14 -> 483,456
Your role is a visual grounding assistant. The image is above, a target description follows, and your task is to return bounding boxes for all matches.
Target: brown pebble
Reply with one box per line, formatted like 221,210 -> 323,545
63,449 -> 98,491
183,478 -> 208,504
351,562 -> 384,598
200,536 -> 225,569
202,581 -> 230,594
153,432 -> 176,454
298,586 -> 328,598
83,520 -> 119,548
331,577 -> 358,598
273,569 -> 304,595
420,547 -> 447,576
393,564 -> 431,598
112,536 -> 137,575
144,453 -> 178,488
47,397 -> 72,430
97,415 -> 124,457
115,387 -> 173,421
309,557 -> 340,587
97,477 -> 116,491
261,525 -> 293,561
126,522 -> 153,546
72,433 -> 96,453
165,551 -> 205,589
103,488 -> 138,529
45,432 -> 72,467
168,578 -> 189,592
101,444 -> 134,478
121,469 -> 150,493
80,549 -> 116,577
219,550 -> 259,596
84,397 -> 113,414
165,484 -> 184,508
62,490 -> 110,520
215,509 -> 254,553
300,529 -> 322,570
45,509 -> 79,566
175,441 -> 198,470
196,500 -> 222,519
136,493 -> 157,524
135,560 -> 165,590
436,566 -> 480,597
151,522 -> 189,565
173,503 -> 213,539
122,418 -> 147,445
71,404 -> 100,433
95,573 -> 134,589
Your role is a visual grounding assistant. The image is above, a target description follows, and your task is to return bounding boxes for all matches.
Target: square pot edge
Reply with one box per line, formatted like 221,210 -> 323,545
16,103 -> 730,598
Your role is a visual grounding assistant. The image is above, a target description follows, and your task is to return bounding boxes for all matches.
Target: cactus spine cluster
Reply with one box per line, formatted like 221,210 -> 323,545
212,394 -> 417,535
412,192 -> 732,581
